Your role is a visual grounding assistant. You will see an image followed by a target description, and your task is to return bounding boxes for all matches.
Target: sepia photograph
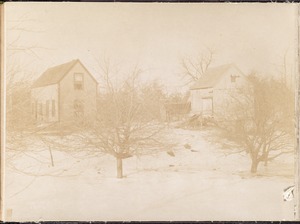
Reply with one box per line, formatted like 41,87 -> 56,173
2,2 -> 298,221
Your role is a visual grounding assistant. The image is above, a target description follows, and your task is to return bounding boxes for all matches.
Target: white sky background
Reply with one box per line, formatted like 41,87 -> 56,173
5,3 -> 298,93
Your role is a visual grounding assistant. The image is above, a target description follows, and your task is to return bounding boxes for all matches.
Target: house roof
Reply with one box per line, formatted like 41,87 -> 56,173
32,59 -> 97,88
190,63 -> 242,90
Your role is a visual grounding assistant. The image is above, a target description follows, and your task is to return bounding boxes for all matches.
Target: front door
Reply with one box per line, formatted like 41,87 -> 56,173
202,98 -> 213,116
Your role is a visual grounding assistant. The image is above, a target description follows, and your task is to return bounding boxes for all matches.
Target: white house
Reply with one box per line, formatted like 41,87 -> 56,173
31,59 -> 98,125
189,64 -> 246,116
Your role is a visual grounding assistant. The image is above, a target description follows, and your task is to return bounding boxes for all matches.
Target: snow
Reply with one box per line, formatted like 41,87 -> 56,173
4,127 -> 296,221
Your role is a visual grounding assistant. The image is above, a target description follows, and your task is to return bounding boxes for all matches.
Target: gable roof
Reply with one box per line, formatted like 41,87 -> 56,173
32,59 -> 97,88
190,63 -> 243,90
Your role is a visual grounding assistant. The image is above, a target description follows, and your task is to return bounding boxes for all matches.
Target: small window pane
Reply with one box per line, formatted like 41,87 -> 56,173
74,100 -> 84,117
52,100 -> 56,117
46,100 -> 50,118
74,73 -> 84,90
39,104 -> 42,115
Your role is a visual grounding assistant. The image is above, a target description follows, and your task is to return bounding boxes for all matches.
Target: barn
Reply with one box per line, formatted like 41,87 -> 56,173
31,59 -> 98,125
190,64 -> 246,117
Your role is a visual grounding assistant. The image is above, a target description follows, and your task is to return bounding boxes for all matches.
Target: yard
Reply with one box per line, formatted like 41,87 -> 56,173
5,126 -> 295,221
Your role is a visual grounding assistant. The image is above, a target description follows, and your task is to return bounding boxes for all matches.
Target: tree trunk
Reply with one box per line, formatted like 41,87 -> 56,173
264,151 -> 269,166
117,157 -> 123,178
48,146 -> 54,167
251,159 -> 259,173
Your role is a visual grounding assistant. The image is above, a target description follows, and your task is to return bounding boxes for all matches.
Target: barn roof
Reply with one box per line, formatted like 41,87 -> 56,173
32,59 -> 97,88
190,63 -> 242,90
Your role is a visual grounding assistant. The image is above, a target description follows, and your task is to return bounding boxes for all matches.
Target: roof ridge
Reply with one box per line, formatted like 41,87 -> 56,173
32,59 -> 80,88
205,63 -> 234,71
190,63 -> 240,90
47,59 -> 78,70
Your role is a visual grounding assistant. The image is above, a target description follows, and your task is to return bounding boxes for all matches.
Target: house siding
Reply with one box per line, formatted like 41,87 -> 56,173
213,67 -> 246,114
190,66 -> 246,116
214,67 -> 244,90
31,84 -> 59,123
190,88 -> 213,114
59,62 -> 97,123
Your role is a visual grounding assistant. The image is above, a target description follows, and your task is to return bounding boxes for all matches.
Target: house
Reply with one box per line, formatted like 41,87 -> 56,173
31,59 -> 98,125
189,64 -> 246,117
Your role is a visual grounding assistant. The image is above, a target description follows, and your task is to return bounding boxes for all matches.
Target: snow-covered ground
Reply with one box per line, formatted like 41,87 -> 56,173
4,127 -> 296,221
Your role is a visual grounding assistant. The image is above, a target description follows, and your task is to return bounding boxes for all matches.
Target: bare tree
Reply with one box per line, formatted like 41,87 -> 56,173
139,81 -> 167,121
6,14 -> 50,131
180,48 -> 215,85
85,60 -> 173,178
5,15 -> 64,180
217,74 -> 294,173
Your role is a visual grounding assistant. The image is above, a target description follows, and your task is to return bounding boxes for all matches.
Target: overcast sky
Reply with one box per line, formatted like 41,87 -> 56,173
5,3 -> 298,92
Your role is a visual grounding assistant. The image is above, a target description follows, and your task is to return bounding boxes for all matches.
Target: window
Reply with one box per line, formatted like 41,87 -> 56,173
74,100 -> 84,117
74,73 -> 84,90
202,97 -> 213,115
231,75 -> 239,83
52,100 -> 56,117
32,103 -> 35,115
38,103 -> 43,117
46,100 -> 50,118
35,102 -> 38,119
